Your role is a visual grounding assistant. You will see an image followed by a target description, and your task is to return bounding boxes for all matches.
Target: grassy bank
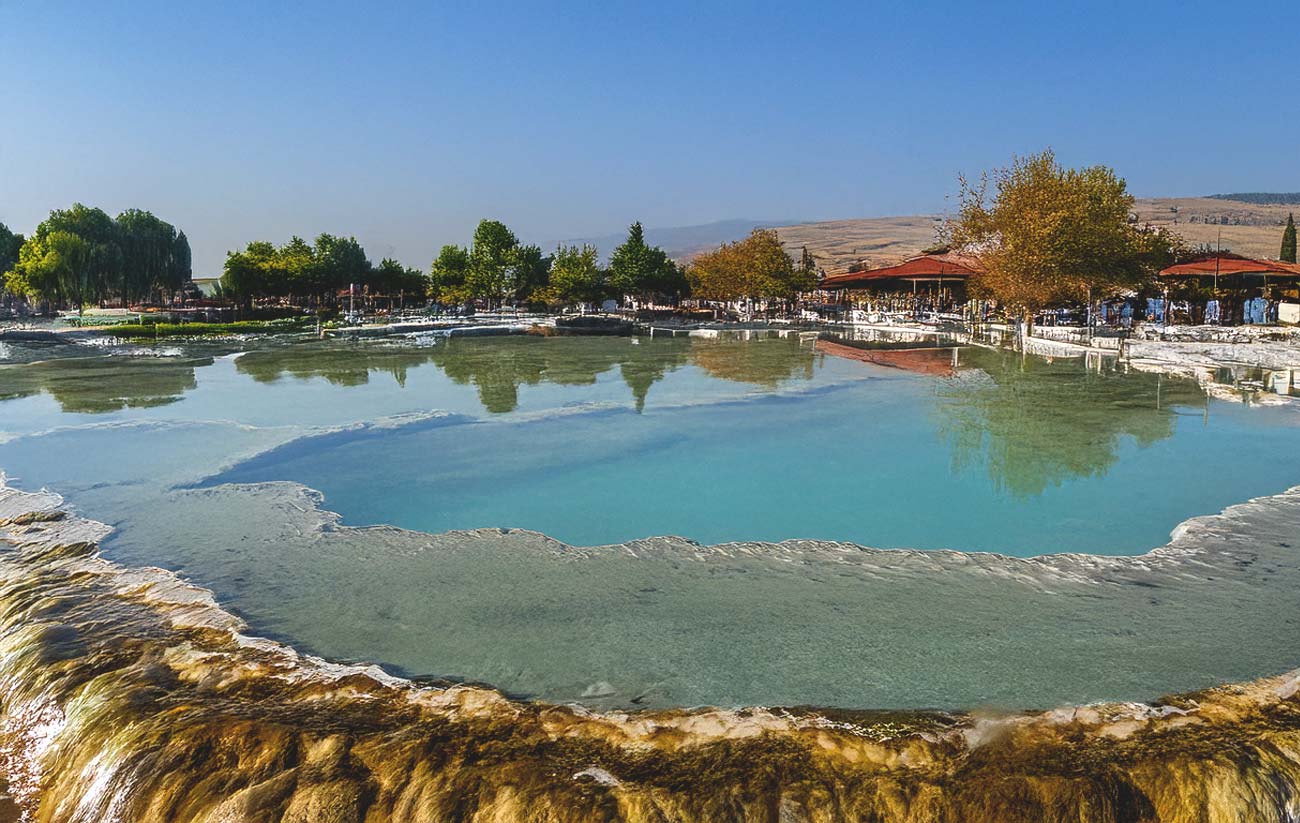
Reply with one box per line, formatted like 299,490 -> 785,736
100,318 -> 313,338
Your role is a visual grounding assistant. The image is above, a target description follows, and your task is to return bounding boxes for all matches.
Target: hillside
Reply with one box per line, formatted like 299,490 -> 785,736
771,197 -> 1296,275
1132,197 -> 1296,260
1207,193 -> 1300,205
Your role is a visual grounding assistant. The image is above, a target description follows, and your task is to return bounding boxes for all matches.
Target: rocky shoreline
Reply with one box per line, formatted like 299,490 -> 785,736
3,481 -> 1300,821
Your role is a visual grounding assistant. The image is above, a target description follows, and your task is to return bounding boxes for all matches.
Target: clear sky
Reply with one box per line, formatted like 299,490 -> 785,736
2,0 -> 1296,275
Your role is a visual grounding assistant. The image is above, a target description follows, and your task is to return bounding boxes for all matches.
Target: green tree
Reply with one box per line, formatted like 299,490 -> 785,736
0,222 -> 22,277
608,222 -> 686,303
466,219 -> 519,305
549,244 -> 605,305
220,241 -> 278,306
0,223 -> 25,300
946,150 -> 1178,328
372,258 -> 428,307
5,234 -> 61,304
430,244 -> 471,304
796,246 -> 819,291
45,231 -> 95,313
276,236 -> 316,298
169,231 -> 193,293
1282,213 -> 1297,263
313,234 -> 371,300
509,244 -> 551,304
33,204 -> 121,306
116,209 -> 180,305
5,205 -> 191,308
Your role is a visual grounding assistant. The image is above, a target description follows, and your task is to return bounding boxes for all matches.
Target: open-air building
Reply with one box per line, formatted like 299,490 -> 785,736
816,252 -> 982,322
1156,254 -> 1300,325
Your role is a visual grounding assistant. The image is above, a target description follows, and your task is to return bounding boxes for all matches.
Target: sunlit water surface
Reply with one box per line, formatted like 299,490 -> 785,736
1,331 -> 1298,709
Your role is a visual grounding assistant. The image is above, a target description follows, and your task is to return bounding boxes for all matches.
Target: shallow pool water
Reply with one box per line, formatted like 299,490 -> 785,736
2,331 -> 1298,709
204,335 -> 1300,554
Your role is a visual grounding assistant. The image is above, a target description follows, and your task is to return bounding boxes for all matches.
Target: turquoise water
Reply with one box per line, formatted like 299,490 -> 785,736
2,332 -> 1300,709
208,337 -> 1299,554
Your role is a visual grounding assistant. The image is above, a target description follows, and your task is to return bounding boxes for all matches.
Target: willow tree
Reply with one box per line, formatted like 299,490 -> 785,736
5,234 -> 62,305
116,209 -> 181,305
43,231 -> 95,314
945,150 -> 1177,330
30,204 -> 120,307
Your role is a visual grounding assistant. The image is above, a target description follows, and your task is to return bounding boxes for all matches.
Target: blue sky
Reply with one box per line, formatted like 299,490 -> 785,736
2,0 -> 1296,275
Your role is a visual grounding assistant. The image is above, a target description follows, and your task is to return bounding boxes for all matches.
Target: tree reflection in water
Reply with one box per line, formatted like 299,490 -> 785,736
0,350 -> 212,413
0,333 -> 822,417
235,335 -> 816,414
235,342 -> 434,388
934,348 -> 1206,497
688,335 -> 816,387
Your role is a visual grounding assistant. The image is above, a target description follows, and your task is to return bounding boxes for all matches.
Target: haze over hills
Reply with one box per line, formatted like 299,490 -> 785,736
559,219 -> 793,262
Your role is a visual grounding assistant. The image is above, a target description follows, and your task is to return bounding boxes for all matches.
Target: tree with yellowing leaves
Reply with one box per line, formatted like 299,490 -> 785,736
945,150 -> 1179,328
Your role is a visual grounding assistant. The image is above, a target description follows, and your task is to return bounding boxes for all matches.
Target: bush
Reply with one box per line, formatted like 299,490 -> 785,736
102,318 -> 312,338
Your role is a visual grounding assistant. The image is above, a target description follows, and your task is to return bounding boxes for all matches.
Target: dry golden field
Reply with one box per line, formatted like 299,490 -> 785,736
773,197 -> 1296,274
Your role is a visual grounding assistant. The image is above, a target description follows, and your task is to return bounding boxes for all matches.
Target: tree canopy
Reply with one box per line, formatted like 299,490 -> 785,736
2,204 -> 190,310
219,234 -> 419,307
945,150 -> 1181,319
688,228 -> 812,302
116,209 -> 189,305
0,223 -> 22,278
1282,213 -> 1297,264
372,258 -> 429,298
431,220 -> 537,307
608,222 -> 688,302
466,220 -> 519,306
509,244 -> 551,304
548,244 -> 606,305
429,219 -> 608,308
430,244 -> 472,304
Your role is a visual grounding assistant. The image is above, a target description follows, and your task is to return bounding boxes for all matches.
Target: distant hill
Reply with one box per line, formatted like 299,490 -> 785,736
560,219 -> 792,262
773,215 -> 946,274
1207,193 -> 1300,206
1132,196 -> 1295,260
773,197 -> 1296,274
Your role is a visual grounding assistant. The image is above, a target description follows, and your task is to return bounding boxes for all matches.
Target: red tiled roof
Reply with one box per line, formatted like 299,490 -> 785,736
820,253 -> 982,289
1159,255 -> 1300,278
